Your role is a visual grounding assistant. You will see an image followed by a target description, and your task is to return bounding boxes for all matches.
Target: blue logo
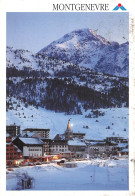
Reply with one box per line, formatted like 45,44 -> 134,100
113,4 -> 126,11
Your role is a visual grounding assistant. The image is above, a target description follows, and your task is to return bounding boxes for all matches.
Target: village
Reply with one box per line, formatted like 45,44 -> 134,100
6,120 -> 129,169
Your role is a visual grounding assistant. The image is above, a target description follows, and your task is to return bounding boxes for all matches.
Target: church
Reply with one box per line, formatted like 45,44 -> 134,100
54,119 -> 86,141
65,119 -> 86,141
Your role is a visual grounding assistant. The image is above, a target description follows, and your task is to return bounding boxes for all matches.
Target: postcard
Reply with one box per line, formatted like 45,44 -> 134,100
0,0 -> 135,196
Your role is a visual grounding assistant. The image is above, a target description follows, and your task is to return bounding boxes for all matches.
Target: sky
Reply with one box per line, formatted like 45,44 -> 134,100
6,12 -> 129,53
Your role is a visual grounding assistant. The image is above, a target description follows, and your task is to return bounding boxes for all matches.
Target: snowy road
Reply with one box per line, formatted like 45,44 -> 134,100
6,159 -> 129,190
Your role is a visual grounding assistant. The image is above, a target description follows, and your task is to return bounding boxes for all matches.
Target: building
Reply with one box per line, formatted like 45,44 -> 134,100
118,148 -> 129,157
22,128 -> 50,139
6,133 -> 12,143
54,134 -> 65,140
68,139 -> 86,158
22,132 -> 41,138
50,140 -> 69,155
64,120 -> 85,141
114,143 -> 129,157
40,138 -> 51,155
12,137 -> 44,158
6,133 -> 22,166
106,137 -> 128,144
6,124 -> 20,137
115,143 -> 128,151
87,141 -> 116,157
21,133 -> 51,156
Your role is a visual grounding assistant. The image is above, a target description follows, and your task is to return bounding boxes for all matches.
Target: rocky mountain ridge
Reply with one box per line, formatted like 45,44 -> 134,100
38,28 -> 129,77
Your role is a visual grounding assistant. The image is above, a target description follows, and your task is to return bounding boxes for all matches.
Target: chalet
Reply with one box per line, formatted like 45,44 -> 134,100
6,124 -> 20,137
22,128 -> 50,138
6,133 -> 22,166
12,137 -> 44,158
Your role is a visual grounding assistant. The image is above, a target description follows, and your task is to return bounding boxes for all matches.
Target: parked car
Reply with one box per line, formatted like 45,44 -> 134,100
36,162 -> 42,165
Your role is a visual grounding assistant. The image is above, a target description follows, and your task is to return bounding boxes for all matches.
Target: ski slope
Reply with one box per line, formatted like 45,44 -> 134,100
6,98 -> 129,140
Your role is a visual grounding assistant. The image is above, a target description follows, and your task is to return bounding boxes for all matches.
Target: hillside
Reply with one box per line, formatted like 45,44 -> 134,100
6,97 -> 128,140
6,28 -> 129,140
6,46 -> 128,114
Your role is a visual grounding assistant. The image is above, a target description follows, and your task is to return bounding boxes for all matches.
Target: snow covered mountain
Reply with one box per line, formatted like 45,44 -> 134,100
6,28 -> 129,115
6,45 -> 129,114
38,28 -> 129,77
6,46 -> 74,76
6,30 -> 129,141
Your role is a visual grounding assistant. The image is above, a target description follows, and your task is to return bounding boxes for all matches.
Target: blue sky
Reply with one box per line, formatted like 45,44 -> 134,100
6,12 -> 129,53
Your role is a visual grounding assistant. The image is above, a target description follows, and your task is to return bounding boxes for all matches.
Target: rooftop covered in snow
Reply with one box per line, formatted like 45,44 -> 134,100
117,143 -> 128,148
68,140 -> 86,146
18,137 -> 44,145
23,128 -> 50,132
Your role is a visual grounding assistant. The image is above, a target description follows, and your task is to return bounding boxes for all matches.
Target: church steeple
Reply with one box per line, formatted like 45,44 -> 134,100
65,119 -> 73,140
67,120 -> 71,132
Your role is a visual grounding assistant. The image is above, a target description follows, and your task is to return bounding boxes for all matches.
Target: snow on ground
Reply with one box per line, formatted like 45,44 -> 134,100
6,98 -> 129,139
6,159 -> 129,190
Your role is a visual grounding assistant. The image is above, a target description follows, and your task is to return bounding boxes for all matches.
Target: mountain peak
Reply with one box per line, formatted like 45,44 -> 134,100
39,28 -> 109,54
38,28 -> 128,77
62,28 -> 109,45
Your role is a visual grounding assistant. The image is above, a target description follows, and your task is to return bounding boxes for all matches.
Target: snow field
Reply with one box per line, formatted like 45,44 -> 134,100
6,98 -> 129,140
6,159 -> 129,190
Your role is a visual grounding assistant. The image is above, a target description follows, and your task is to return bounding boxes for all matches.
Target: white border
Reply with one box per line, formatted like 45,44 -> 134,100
0,0 -> 135,196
